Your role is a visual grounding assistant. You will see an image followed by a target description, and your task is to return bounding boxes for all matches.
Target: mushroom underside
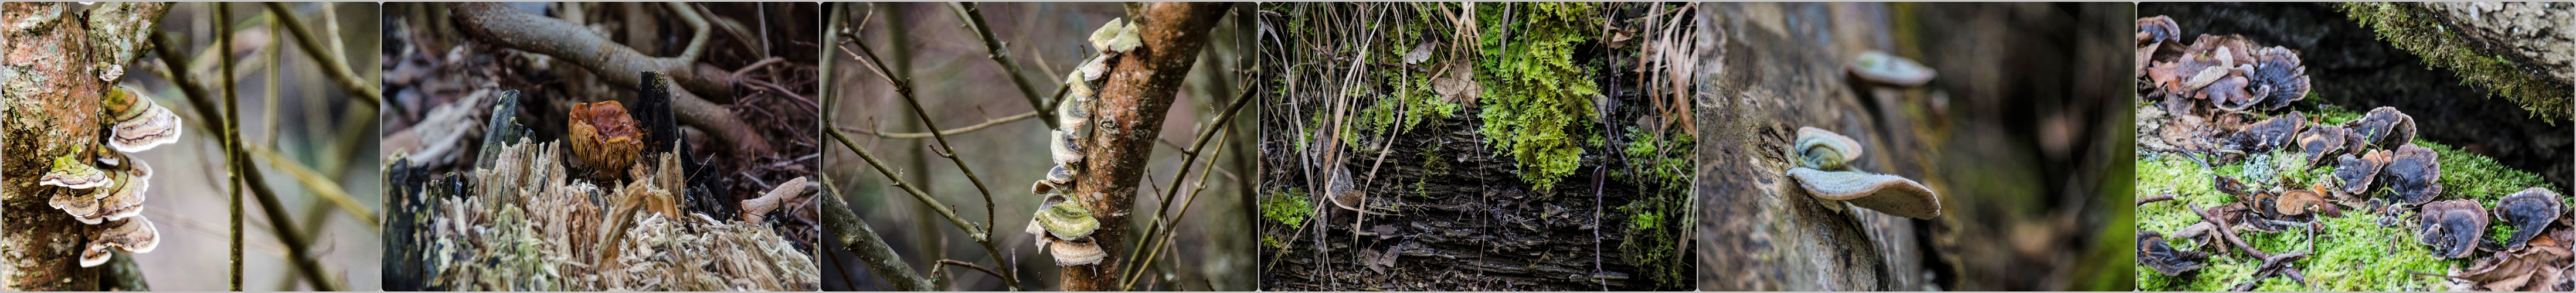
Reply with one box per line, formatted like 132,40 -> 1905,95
1786,167 -> 1941,219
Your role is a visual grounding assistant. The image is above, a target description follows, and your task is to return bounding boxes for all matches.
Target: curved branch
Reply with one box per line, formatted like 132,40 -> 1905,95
948,3 -> 1058,130
262,2 -> 380,107
448,2 -> 732,97
838,111 -> 1039,139
819,181 -> 935,291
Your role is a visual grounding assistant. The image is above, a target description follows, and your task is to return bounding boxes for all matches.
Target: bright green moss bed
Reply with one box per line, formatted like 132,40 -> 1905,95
2135,108 -> 2564,291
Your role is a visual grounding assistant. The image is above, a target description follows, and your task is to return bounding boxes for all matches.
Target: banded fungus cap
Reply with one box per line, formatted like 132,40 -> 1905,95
1026,194 -> 1072,248
1106,22 -> 1143,53
2419,199 -> 2487,258
2499,188 -> 2563,250
2383,144 -> 2442,206
1047,238 -> 1107,266
1051,130 -> 1086,165
91,168 -> 148,223
1035,199 -> 1100,240
2345,107 -> 2417,149
40,155 -> 113,189
1786,167 -> 1942,219
1079,56 -> 1112,82
1066,71 -> 1097,99
1044,165 -> 1077,186
103,85 -> 183,152
2332,150 -> 2391,195
2228,111 -> 2304,152
2297,125 -> 2348,164
78,217 -> 158,267
1846,50 -> 1935,86
1795,127 -> 1864,171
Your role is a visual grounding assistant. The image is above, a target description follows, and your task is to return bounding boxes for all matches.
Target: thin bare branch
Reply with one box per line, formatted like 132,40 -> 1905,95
948,2 -> 1059,130
837,111 -> 1039,139
263,2 -> 380,107
1120,87 -> 1253,290
819,178 -> 936,291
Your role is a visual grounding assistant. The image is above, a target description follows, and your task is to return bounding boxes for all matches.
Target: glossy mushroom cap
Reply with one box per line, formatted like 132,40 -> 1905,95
2137,230 -> 2208,275
2382,145 -> 2442,206
103,85 -> 183,152
1846,50 -> 1936,86
1786,167 -> 1942,219
2419,199 -> 2488,258
1795,127 -> 1863,171
2499,188 -> 2564,250
568,101 -> 644,176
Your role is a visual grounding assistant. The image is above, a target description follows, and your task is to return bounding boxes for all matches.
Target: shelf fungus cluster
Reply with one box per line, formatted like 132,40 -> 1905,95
43,85 -> 178,267
1782,127 -> 1941,219
1025,194 -> 1105,266
2137,16 -> 2309,115
2420,199 -> 2489,259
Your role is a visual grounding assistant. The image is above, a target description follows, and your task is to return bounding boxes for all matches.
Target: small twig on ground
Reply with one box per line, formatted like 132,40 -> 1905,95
2138,193 -> 2177,206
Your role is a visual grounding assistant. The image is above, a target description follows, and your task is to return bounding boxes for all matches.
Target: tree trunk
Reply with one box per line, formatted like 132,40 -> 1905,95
0,2 -> 165,290
1063,2 -> 1227,291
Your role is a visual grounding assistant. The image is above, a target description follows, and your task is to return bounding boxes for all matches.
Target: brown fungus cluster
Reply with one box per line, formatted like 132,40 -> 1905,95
2137,17 -> 2310,115
39,84 -> 179,267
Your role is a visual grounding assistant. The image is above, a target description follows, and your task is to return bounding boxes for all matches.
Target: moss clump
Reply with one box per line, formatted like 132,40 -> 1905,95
1473,2 -> 1600,190
1613,124 -> 1693,288
2336,2 -> 2571,122
1261,188 -> 1313,227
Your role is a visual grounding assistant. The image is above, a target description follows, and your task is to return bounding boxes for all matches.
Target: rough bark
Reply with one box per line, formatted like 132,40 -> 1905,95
0,2 -> 165,291
1063,3 -> 1228,291
2414,2 -> 2575,87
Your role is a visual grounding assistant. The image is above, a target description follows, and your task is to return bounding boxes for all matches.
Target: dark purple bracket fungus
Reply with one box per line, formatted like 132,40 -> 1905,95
2138,230 -> 2210,275
1846,50 -> 1936,87
2136,16 -> 2182,73
1785,127 -> 1941,219
2343,107 -> 2417,149
2333,150 -> 2393,196
2227,111 -> 2305,153
2245,46 -> 2310,111
2499,188 -> 2563,250
2419,199 -> 2489,259
2383,144 -> 2442,206
2298,125 -> 2349,165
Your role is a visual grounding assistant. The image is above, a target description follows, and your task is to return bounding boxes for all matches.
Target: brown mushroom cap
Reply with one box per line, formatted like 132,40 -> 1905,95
2137,230 -> 2209,275
2419,199 -> 2488,258
2383,144 -> 2442,206
2203,76 -> 2255,111
1786,167 -> 1942,219
567,101 -> 644,176
2275,189 -> 2325,216
2248,46 -> 2310,111
2499,188 -> 2563,250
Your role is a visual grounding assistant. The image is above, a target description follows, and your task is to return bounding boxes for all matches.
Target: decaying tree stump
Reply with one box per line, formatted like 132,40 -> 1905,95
0,2 -> 167,290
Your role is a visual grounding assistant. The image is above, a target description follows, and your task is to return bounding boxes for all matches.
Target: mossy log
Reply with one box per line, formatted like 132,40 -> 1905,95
0,2 -> 165,290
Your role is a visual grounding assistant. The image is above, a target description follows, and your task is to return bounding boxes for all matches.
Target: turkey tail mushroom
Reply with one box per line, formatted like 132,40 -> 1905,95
2137,230 -> 2209,275
2419,199 -> 2488,258
101,84 -> 182,152
1786,168 -> 1942,219
2499,188 -> 2563,250
1795,127 -> 1863,171
2383,145 -> 2442,206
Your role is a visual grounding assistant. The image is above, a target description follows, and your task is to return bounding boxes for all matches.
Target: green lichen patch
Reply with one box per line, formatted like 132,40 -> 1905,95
2335,3 -> 2572,122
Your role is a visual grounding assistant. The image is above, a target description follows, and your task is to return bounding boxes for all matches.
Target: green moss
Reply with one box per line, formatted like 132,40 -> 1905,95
1473,2 -> 1600,190
1262,188 -> 1313,227
2336,2 -> 2571,122
2139,137 -> 2567,291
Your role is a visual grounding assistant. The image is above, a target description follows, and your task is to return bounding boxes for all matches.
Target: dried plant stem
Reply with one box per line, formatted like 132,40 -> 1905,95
1119,88 -> 1252,290
262,2 -> 380,106
949,2 -> 1058,130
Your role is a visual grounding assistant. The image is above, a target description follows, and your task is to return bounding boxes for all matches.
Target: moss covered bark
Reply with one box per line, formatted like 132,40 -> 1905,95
2334,2 -> 2572,122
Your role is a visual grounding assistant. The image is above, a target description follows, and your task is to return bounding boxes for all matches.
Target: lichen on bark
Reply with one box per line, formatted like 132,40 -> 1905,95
0,2 -> 166,290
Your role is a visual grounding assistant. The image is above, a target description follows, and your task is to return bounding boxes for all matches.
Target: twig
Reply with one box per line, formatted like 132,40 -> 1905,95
848,25 -> 1004,241
948,2 -> 1059,130
157,13 -> 339,290
1119,88 -> 1253,289
263,2 -> 380,107
818,178 -> 936,291
825,128 -> 1021,290
936,260 -> 1008,281
249,146 -> 380,229
2138,193 -> 2177,206
837,111 -> 1040,139
220,4 -> 244,290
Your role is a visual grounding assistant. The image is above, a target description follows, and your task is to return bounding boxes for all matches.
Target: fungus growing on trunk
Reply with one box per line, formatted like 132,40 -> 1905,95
1783,127 -> 1942,219
101,84 -> 183,152
76,217 -> 159,268
1846,50 -> 1936,86
1026,194 -> 1107,266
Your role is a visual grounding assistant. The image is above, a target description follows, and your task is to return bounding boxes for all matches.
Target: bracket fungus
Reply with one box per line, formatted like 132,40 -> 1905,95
2136,16 -> 2181,73
2332,150 -> 2393,196
2273,189 -> 2327,217
1025,194 -> 1106,266
2137,230 -> 2210,275
2296,125 -> 2349,164
568,100 -> 644,179
2382,144 -> 2442,206
1846,50 -> 1936,87
2499,188 -> 2563,250
102,84 -> 183,152
40,155 -> 114,189
2420,199 -> 2490,259
76,218 -> 159,268
1783,127 -> 1942,219
2139,29 -> 2310,113
2227,111 -> 2304,153
2343,107 -> 2417,149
